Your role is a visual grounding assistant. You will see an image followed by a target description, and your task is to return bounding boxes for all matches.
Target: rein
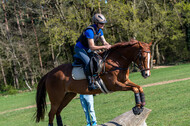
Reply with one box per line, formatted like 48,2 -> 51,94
100,49 -> 129,76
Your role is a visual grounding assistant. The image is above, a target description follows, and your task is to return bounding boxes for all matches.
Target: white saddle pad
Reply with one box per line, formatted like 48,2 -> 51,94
71,67 -> 111,94
72,67 -> 86,80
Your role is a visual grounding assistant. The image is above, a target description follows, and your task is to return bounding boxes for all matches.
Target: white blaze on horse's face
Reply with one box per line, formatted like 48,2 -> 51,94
140,51 -> 151,78
146,52 -> 151,76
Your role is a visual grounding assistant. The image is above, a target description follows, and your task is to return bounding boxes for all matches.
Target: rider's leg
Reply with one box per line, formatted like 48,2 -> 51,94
74,46 -> 97,90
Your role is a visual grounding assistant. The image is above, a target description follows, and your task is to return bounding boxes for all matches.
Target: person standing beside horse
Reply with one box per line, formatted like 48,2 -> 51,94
74,13 -> 111,91
80,94 -> 97,126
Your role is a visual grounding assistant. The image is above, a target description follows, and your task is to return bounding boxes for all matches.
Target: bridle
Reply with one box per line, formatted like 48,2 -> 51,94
134,49 -> 151,72
101,42 -> 151,74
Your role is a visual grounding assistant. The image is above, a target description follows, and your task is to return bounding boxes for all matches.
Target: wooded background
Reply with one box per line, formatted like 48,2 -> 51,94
0,0 -> 190,91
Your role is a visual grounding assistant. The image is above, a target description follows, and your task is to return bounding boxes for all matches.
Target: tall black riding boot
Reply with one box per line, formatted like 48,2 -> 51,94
86,75 -> 98,91
84,65 -> 98,91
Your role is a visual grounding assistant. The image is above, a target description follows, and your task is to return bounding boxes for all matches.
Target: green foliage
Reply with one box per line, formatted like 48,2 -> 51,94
0,85 -> 18,95
0,0 -> 190,90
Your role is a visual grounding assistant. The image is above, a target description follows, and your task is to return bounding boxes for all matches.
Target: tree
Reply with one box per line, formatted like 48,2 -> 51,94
0,0 -> 190,91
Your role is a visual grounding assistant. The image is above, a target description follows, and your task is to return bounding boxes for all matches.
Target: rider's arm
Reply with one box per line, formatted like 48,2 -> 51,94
86,29 -> 111,51
88,38 -> 109,51
100,35 -> 110,45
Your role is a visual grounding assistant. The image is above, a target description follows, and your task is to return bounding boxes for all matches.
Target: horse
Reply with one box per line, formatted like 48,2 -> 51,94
35,39 -> 152,126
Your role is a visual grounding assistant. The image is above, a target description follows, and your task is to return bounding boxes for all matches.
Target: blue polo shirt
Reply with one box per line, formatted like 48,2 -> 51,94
76,24 -> 104,49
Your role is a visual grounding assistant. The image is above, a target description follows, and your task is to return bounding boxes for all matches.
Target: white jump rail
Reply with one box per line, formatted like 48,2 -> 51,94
98,108 -> 151,126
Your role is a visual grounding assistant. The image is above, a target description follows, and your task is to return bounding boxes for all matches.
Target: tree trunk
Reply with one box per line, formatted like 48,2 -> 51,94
12,61 -> 19,89
1,0 -> 9,32
161,52 -> 165,64
155,44 -> 160,64
151,43 -> 155,68
24,72 -> 32,91
51,44 -> 59,67
31,18 -> 43,70
16,0 -> 25,27
0,58 -> 7,86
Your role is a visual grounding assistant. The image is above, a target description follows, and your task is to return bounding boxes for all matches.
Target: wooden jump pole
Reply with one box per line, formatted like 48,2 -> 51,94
98,108 -> 151,126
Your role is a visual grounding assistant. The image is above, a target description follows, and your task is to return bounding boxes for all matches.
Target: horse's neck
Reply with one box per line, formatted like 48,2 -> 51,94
106,47 -> 137,68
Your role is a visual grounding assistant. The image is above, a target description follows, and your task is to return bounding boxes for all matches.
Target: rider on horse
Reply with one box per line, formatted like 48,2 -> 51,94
74,13 -> 111,91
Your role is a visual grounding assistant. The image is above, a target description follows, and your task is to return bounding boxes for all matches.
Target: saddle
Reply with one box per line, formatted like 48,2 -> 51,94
72,52 -> 103,77
72,52 -> 110,93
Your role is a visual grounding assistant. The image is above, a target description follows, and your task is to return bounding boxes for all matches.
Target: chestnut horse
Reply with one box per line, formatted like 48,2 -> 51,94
35,39 -> 152,126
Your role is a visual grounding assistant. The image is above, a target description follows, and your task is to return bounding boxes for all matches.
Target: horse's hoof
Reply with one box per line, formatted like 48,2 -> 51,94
132,106 -> 144,115
142,102 -> 146,106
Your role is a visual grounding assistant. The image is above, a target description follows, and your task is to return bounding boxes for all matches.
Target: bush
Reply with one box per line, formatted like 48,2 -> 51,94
1,85 -> 18,95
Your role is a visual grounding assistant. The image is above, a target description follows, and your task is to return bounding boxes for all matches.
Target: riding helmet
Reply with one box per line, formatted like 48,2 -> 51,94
92,13 -> 107,24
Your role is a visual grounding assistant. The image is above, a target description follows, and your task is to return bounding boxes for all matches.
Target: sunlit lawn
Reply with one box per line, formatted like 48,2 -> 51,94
0,63 -> 190,126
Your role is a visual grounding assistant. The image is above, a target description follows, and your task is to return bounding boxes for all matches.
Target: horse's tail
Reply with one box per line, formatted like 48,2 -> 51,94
35,73 -> 48,123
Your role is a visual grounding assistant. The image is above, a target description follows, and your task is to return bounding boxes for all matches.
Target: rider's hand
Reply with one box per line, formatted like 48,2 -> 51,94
104,44 -> 111,49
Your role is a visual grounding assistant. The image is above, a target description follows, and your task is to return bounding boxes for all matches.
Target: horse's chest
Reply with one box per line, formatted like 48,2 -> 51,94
117,71 -> 127,82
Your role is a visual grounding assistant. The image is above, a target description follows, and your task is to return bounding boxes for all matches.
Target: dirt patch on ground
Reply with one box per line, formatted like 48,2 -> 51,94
0,105 -> 36,114
153,65 -> 172,69
142,77 -> 190,88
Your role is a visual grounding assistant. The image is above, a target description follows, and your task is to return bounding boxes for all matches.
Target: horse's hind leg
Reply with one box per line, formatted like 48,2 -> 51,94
56,92 -> 77,126
48,104 -> 60,126
48,93 -> 66,126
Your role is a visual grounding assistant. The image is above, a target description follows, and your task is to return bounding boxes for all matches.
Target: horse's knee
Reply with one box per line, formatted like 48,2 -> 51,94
139,87 -> 144,92
132,87 -> 139,93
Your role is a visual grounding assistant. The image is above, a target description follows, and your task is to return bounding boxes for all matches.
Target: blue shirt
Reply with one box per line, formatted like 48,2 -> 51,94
85,24 -> 103,39
76,24 -> 103,49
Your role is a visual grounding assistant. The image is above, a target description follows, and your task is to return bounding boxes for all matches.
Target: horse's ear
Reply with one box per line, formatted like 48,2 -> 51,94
148,41 -> 153,46
139,42 -> 143,48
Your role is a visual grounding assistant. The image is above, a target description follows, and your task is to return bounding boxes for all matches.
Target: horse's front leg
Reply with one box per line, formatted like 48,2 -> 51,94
113,80 -> 145,115
125,80 -> 145,106
114,80 -> 145,106
124,80 -> 145,115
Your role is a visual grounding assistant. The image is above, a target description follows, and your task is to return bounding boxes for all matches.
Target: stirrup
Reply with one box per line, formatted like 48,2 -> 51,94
88,83 -> 98,91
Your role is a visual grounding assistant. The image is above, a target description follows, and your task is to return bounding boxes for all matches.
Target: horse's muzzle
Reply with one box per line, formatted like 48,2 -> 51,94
141,70 -> 150,78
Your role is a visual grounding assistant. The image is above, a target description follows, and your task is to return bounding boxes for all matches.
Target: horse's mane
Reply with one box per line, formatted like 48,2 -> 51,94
99,39 -> 139,56
110,39 -> 139,51
98,39 -> 149,57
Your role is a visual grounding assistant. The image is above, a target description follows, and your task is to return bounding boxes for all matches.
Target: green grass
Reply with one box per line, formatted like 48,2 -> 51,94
0,63 -> 190,126
145,80 -> 190,126
130,63 -> 190,85
0,91 -> 36,112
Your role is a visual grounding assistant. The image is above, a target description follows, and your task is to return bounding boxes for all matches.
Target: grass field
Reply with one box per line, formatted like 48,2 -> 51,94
0,63 -> 190,126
